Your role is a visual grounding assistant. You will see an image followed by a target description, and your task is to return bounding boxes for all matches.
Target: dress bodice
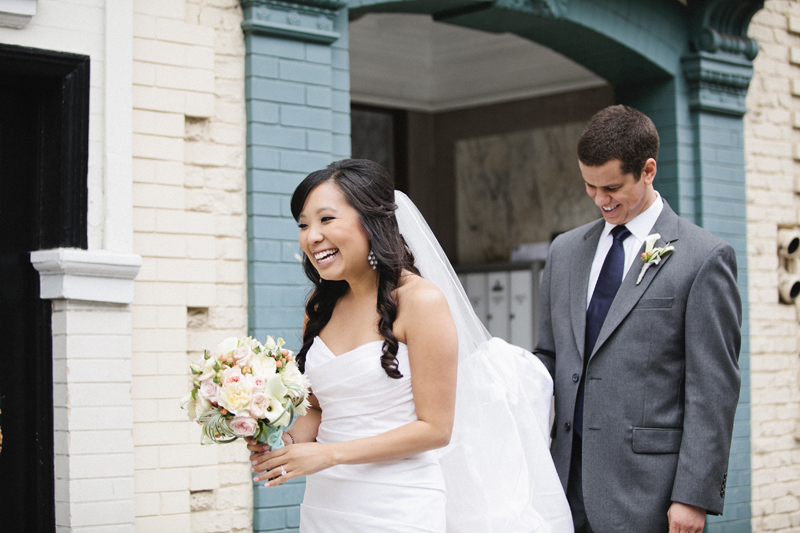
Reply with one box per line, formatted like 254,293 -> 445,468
305,336 -> 416,444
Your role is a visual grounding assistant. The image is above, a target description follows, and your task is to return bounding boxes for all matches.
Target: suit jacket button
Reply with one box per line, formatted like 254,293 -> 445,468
572,373 -> 579,382
564,422 -> 571,431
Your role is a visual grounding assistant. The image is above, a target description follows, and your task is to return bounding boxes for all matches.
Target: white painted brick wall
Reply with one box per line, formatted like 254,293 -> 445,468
1,3 -> 139,531
747,1 -> 800,531
52,300 -> 136,533
132,0 -> 251,531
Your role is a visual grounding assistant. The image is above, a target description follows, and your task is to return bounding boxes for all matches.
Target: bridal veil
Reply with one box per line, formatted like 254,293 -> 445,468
394,191 -> 573,533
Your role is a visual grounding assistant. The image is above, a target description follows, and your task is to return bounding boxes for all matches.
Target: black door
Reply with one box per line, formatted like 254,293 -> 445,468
0,44 -> 89,533
0,74 -> 57,533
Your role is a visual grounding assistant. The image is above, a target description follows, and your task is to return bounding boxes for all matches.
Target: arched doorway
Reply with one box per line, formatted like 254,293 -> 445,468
241,1 -> 761,530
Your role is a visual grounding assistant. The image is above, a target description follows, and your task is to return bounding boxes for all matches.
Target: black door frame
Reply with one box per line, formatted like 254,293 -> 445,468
0,43 -> 89,248
0,42 -> 89,532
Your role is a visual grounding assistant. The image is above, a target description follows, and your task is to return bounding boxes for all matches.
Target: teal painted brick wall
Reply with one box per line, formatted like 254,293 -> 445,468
244,5 -> 350,531
692,113 -> 752,533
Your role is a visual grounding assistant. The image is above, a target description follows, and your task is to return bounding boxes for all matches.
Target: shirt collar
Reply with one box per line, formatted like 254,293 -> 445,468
600,191 -> 663,242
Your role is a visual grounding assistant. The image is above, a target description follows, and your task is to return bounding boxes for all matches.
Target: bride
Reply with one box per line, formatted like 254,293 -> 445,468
246,159 -> 572,532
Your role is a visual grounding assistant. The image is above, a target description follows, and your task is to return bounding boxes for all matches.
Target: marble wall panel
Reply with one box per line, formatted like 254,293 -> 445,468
455,121 -> 598,264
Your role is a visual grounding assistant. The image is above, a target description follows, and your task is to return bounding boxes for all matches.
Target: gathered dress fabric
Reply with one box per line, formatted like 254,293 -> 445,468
300,336 -> 447,532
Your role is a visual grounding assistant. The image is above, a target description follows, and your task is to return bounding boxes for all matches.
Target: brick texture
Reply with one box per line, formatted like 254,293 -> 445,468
132,0 -> 251,531
243,7 -> 350,531
747,2 -> 800,531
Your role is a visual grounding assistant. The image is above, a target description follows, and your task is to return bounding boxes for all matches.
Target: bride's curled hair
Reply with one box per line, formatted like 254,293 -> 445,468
290,159 -> 418,379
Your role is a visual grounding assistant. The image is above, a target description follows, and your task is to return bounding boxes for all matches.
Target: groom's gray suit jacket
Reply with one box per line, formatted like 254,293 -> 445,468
535,201 -> 741,532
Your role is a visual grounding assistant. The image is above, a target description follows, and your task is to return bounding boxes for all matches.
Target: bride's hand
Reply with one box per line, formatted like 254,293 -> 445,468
250,442 -> 333,487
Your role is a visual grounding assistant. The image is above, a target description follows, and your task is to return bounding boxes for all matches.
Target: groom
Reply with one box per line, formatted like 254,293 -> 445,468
534,105 -> 741,533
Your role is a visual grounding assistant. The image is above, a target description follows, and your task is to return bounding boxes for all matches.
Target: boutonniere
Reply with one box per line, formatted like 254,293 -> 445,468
636,233 -> 675,285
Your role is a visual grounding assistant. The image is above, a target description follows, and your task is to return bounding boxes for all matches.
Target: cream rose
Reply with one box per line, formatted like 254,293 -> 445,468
250,354 -> 277,377
218,382 -> 253,415
282,361 -> 310,391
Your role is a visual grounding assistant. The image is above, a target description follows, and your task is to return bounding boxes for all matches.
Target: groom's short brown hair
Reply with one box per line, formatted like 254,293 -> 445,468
577,105 -> 660,180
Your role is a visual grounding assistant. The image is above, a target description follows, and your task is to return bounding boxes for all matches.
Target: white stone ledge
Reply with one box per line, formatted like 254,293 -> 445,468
0,0 -> 36,28
31,248 -> 142,304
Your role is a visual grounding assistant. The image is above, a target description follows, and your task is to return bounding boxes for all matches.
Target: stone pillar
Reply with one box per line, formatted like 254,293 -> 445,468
31,249 -> 141,533
681,1 -> 763,530
240,1 -> 350,529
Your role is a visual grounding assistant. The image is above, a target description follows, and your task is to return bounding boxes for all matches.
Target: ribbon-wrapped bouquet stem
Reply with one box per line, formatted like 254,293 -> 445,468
181,335 -> 311,450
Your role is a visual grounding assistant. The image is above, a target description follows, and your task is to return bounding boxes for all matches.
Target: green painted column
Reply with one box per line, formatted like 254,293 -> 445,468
240,1 -> 350,531
679,1 -> 763,531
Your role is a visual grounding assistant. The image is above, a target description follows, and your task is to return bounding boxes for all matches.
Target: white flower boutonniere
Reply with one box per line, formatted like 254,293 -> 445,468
637,233 -> 675,285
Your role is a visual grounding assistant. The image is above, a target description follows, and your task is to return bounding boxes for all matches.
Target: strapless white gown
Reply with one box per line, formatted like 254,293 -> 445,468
300,336 -> 572,533
301,336 -> 446,532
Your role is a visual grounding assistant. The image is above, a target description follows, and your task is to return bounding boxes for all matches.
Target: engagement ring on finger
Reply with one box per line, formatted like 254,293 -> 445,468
280,465 -> 287,476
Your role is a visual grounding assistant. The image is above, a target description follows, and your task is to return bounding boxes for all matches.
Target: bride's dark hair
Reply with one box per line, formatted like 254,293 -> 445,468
290,159 -> 419,378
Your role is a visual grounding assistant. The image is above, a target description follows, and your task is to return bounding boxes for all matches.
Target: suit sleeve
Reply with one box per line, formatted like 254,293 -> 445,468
534,243 -> 556,379
671,242 -> 742,515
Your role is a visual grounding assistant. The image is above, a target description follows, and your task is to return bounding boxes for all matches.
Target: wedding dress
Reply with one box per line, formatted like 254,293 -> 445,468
298,192 -> 573,533
301,337 -> 447,532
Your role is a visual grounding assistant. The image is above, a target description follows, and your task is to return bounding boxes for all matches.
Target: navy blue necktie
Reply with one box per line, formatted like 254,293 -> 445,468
575,225 -> 631,438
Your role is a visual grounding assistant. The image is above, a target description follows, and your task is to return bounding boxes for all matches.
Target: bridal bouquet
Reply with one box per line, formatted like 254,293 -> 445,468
181,335 -> 311,450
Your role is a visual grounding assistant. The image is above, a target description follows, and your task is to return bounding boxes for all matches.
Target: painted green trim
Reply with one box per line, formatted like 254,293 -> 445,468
241,18 -> 340,44
242,1 -> 342,44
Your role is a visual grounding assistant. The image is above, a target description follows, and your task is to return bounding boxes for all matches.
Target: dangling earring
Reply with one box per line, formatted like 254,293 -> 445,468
368,250 -> 377,270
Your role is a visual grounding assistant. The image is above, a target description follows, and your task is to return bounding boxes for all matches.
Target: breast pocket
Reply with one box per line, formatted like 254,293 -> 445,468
632,427 -> 683,454
634,297 -> 674,310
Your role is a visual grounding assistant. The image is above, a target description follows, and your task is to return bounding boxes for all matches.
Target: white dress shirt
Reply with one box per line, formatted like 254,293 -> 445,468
586,192 -> 664,307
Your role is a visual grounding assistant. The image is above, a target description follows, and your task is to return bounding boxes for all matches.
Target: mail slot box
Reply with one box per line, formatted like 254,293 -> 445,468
456,261 -> 544,352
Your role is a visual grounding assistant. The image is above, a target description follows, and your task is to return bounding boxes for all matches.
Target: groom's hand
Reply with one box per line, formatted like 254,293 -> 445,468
667,502 -> 706,533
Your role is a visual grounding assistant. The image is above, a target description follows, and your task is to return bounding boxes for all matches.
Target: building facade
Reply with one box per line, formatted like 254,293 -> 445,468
2,0 -> 800,532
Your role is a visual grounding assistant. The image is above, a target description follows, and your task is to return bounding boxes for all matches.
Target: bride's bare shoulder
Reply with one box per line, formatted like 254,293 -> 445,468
396,270 -> 448,310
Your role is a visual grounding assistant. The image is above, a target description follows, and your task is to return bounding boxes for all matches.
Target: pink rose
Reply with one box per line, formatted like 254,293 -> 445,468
222,366 -> 243,387
249,393 -> 270,418
233,345 -> 255,368
199,380 -> 220,403
229,415 -> 258,437
252,376 -> 266,392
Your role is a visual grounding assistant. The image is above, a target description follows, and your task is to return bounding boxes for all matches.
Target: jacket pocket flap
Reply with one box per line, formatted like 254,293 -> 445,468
635,297 -> 674,310
632,427 -> 682,454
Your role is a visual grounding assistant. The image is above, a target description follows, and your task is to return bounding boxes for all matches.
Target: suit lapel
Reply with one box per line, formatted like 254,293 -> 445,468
571,220 -> 604,361
589,202 -> 681,361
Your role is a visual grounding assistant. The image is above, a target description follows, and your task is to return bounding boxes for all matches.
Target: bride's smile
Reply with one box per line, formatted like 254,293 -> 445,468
297,181 -> 373,282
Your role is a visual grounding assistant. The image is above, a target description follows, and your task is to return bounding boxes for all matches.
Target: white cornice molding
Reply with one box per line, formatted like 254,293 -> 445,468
351,78 -> 609,114
30,248 -> 142,304
0,0 -> 36,29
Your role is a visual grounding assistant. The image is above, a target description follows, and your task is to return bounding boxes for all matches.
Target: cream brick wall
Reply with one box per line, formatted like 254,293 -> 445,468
747,1 -> 800,531
131,0 -> 251,531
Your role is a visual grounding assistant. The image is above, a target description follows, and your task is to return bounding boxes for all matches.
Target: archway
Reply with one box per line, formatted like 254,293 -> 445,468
240,1 -> 761,530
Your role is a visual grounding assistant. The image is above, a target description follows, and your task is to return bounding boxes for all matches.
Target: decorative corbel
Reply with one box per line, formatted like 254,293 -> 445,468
240,0 -> 346,44
681,0 -> 764,116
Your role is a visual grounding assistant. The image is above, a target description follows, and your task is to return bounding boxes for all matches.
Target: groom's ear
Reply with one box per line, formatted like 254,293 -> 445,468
640,158 -> 657,184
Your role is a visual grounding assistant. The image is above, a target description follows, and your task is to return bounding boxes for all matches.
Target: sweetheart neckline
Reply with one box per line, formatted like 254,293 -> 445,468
314,336 -> 408,358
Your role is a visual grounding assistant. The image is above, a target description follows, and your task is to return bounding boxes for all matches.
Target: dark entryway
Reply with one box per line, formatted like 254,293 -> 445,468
0,43 -> 89,532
